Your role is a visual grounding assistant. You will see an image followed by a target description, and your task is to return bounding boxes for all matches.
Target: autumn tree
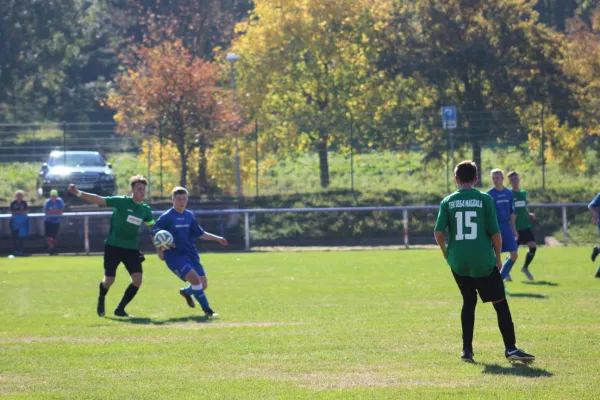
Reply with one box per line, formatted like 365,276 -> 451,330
376,0 -> 577,182
106,38 -> 236,190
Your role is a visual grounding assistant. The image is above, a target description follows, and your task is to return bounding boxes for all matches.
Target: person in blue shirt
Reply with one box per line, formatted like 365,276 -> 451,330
153,186 -> 228,318
44,189 -> 65,255
487,169 -> 519,283
9,190 -> 29,256
588,193 -> 600,278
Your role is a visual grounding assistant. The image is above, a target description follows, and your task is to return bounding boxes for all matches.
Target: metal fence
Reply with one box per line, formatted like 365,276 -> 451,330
0,203 -> 592,255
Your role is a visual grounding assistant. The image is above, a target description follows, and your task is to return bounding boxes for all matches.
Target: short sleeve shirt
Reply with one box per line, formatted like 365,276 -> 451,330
105,196 -> 154,250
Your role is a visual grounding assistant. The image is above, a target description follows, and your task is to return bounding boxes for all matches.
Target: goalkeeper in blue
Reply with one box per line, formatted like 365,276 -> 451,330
153,186 -> 228,317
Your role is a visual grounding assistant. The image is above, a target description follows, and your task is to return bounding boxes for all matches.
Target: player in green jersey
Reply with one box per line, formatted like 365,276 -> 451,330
434,160 -> 535,363
507,171 -> 537,281
68,175 -> 155,318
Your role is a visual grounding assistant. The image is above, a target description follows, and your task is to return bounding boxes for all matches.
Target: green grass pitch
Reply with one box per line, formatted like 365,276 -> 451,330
1,248 -> 599,399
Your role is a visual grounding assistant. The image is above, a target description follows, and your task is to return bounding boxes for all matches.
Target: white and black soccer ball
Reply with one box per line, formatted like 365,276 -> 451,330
153,230 -> 174,249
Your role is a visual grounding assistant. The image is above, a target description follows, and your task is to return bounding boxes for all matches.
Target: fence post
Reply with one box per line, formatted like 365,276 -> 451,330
562,206 -> 568,246
244,212 -> 250,251
403,209 -> 409,248
84,215 -> 90,255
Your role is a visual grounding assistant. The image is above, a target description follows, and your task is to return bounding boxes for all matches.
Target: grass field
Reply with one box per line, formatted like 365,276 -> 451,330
1,248 -> 599,399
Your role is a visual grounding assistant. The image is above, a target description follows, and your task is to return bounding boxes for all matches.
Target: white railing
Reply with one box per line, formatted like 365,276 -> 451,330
0,203 -> 589,253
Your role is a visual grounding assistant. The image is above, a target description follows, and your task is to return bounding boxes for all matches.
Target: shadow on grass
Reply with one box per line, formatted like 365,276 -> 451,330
481,363 -> 553,378
106,315 -> 210,325
508,293 -> 548,299
522,280 -> 559,287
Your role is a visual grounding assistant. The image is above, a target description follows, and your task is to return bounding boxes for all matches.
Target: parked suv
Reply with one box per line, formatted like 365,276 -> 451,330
37,151 -> 116,198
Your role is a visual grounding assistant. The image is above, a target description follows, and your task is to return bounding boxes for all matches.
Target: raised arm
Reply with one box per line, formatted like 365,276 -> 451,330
68,184 -> 106,206
199,232 -> 228,247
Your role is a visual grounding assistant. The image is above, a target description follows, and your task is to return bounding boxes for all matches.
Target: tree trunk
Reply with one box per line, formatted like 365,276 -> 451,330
472,141 -> 482,187
316,136 -> 330,188
198,142 -> 208,193
178,147 -> 187,187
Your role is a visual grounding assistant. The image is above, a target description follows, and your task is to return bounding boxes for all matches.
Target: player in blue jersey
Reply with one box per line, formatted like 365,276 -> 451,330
153,186 -> 228,317
588,192 -> 600,278
487,169 -> 519,282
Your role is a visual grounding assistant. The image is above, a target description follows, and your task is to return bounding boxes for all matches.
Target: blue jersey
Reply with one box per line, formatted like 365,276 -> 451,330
44,197 -> 65,223
154,208 -> 205,260
487,187 -> 514,223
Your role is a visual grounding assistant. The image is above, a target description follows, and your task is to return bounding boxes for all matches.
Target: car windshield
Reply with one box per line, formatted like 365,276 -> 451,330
48,154 -> 106,167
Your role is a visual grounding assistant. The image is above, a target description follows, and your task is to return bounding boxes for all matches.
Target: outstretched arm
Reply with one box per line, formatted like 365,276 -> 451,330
68,184 -> 106,206
199,232 -> 228,247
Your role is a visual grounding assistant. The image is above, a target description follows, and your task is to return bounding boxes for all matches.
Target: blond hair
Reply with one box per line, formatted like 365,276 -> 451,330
129,175 -> 148,188
172,186 -> 188,196
490,169 -> 504,177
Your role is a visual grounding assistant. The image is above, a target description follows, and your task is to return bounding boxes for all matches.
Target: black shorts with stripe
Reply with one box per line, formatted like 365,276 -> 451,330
103,243 -> 145,277
517,228 -> 535,245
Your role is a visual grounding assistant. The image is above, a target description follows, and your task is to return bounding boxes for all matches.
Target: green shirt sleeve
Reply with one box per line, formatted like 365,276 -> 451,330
144,206 -> 155,226
485,195 -> 501,236
105,196 -> 129,209
434,200 -> 448,232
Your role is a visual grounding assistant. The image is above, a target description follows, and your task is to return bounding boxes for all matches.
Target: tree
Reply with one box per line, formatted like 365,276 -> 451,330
231,0 -> 405,188
106,39 -> 236,190
376,0 -> 576,182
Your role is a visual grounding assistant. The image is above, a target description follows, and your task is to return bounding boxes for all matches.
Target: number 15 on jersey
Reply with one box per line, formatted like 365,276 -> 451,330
455,211 -> 477,240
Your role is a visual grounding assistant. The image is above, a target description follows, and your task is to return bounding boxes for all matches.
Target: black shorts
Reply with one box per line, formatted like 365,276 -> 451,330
452,267 -> 505,303
44,222 -> 60,238
517,228 -> 535,245
103,243 -> 145,277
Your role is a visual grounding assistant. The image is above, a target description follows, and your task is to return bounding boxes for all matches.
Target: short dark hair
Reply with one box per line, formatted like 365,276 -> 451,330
172,186 -> 188,196
129,175 -> 148,188
507,170 -> 518,178
455,160 -> 478,183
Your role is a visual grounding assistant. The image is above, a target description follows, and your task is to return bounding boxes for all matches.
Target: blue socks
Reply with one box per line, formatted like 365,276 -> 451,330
182,284 -> 211,311
500,258 -> 516,279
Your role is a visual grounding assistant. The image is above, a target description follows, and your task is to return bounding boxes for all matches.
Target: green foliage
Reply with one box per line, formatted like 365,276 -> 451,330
1,250 -> 600,398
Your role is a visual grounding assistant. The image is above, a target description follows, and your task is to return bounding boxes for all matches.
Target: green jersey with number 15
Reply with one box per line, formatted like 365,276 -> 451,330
434,189 -> 500,278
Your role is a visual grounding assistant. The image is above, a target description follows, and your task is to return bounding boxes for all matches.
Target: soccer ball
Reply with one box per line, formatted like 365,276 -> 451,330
153,230 -> 173,249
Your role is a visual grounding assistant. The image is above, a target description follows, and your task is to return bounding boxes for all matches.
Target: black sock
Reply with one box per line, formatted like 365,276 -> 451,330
493,300 -> 516,350
116,284 -> 139,311
461,292 -> 477,351
523,247 -> 536,269
99,282 -> 109,297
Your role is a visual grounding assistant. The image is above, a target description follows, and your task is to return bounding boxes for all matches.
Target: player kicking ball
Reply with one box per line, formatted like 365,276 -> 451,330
507,171 -> 537,281
434,160 -> 535,364
153,186 -> 228,317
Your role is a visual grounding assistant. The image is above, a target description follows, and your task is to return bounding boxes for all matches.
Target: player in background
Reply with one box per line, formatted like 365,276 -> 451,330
44,189 -> 65,255
487,169 -> 519,282
153,186 -> 228,317
434,160 -> 535,363
68,175 -> 155,317
507,171 -> 537,281
588,192 -> 600,278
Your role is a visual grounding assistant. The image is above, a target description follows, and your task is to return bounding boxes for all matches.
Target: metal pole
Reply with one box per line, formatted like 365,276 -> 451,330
562,206 -> 568,246
231,62 -> 242,198
159,125 -> 163,198
255,119 -> 259,198
244,212 -> 250,251
541,105 -> 545,190
446,130 -> 450,193
84,215 -> 89,255
62,121 -> 67,165
449,128 -> 455,168
147,137 -> 152,202
350,111 -> 354,195
403,209 -> 409,248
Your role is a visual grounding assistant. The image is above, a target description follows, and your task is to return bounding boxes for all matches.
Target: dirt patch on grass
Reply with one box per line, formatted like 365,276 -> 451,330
251,245 -> 437,252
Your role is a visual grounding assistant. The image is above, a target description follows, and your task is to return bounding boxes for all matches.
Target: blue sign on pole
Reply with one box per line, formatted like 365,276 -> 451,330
441,106 -> 457,129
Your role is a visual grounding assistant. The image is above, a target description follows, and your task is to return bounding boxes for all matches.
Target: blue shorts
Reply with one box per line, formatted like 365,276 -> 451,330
165,254 -> 206,281
499,223 -> 518,253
